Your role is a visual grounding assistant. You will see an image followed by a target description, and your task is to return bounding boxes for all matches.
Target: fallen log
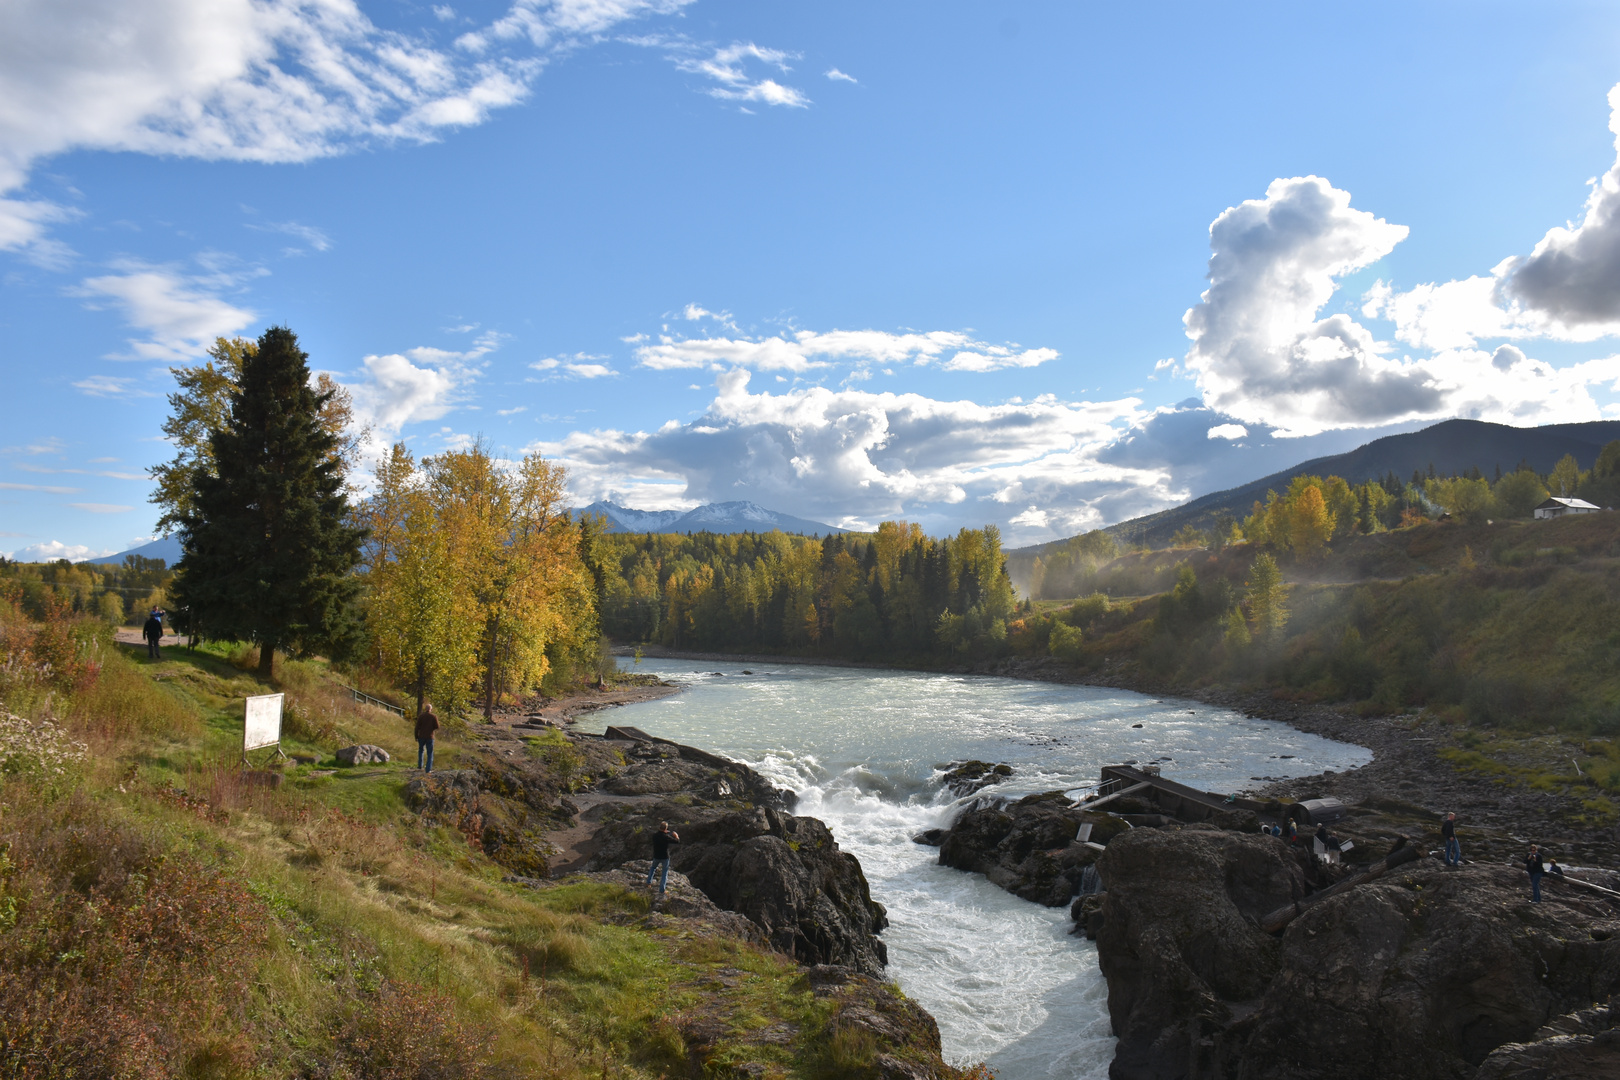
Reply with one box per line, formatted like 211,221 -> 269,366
1078,780 -> 1152,812
1550,873 -> 1620,904
1260,844 -> 1423,933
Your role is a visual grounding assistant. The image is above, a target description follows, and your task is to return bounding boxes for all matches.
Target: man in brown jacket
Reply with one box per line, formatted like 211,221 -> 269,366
414,704 -> 440,772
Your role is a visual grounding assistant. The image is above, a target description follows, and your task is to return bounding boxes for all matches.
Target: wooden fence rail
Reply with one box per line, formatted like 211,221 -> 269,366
343,686 -> 405,717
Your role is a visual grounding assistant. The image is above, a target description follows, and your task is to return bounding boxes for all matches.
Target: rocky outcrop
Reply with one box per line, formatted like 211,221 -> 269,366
584,800 -> 890,977
940,760 -> 1013,796
1095,827 -> 1620,1080
590,734 -> 790,807
404,764 -> 572,878
935,790 -> 1130,906
804,965 -> 956,1080
1476,997 -> 1620,1079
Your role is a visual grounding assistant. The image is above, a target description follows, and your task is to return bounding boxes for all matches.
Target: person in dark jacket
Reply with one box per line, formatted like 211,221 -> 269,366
646,820 -> 680,894
1441,812 -> 1460,868
1526,844 -> 1545,902
142,611 -> 164,659
414,704 -> 440,772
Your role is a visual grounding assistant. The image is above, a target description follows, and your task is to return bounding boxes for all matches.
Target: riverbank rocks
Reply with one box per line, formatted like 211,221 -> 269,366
1476,996 -> 1620,1079
935,790 -> 1129,906
940,760 -> 1013,797
585,801 -> 890,977
1094,827 -> 1620,1080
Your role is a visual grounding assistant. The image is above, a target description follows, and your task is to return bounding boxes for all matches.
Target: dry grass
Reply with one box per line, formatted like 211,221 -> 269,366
0,636 -> 981,1080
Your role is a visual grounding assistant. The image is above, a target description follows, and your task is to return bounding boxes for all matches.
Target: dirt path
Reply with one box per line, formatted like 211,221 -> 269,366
112,626 -> 184,648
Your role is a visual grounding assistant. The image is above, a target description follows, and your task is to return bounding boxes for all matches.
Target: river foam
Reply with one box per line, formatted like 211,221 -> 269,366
585,659 -> 1370,1077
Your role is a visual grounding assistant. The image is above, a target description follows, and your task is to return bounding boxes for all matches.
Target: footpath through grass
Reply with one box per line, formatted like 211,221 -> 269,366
0,631 -> 928,1079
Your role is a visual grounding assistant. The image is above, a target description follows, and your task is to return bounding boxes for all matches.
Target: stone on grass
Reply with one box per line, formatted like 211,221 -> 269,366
335,744 -> 390,766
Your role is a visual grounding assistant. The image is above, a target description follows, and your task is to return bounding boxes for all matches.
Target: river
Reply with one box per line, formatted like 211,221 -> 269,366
577,658 -> 1372,1078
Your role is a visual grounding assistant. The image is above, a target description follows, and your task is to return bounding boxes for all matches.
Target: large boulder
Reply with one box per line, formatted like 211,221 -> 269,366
1095,828 -> 1620,1080
937,790 -> 1129,906
335,744 -> 389,765
940,760 -> 1014,797
586,802 -> 889,977
1096,828 -> 1307,1079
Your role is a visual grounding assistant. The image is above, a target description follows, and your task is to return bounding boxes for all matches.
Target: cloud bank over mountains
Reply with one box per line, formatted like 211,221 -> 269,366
530,368 -> 1173,537
14,5 -> 1620,557
527,84 -> 1620,541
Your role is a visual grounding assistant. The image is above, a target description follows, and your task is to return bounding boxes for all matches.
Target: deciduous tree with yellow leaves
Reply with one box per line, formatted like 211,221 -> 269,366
364,441 -> 594,720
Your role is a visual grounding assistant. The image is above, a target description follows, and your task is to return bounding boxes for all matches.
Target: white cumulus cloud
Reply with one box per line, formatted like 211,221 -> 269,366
1362,83 -> 1620,350
530,369 -> 1173,541
0,0 -> 694,257
1182,175 -> 1617,436
675,42 -> 810,108
347,330 -> 502,437
73,259 -> 259,360
635,326 -> 1059,374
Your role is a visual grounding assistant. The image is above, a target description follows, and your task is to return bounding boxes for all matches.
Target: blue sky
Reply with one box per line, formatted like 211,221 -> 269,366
8,1 -> 1620,560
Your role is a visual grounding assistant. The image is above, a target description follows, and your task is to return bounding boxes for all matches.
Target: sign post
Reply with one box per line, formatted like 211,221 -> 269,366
243,692 -> 287,764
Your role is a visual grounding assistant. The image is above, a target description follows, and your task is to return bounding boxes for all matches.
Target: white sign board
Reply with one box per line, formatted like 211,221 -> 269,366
244,693 -> 284,752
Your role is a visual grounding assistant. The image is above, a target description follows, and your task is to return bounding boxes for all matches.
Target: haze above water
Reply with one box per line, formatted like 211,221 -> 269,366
585,659 -> 1372,1078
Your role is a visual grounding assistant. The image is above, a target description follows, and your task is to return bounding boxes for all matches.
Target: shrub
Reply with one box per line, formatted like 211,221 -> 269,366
0,711 -> 88,781
0,794 -> 268,1078
332,982 -> 494,1080
67,642 -> 199,740
1048,622 -> 1085,662
1068,592 -> 1110,626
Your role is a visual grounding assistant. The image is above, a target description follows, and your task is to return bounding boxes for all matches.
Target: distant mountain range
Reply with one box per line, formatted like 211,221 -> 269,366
83,501 -> 843,567
1014,418 -> 1620,556
88,535 -> 184,567
578,500 -> 846,536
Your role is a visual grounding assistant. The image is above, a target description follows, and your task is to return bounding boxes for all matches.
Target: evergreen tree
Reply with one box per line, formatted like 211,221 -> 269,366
174,326 -> 366,678
1246,553 -> 1289,643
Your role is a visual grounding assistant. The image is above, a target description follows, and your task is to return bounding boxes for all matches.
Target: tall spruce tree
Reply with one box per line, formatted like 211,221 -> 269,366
174,326 -> 366,678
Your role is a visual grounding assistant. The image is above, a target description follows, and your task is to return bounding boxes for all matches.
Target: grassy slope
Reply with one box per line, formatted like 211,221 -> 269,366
1,637 -> 971,1079
1017,512 -> 1620,823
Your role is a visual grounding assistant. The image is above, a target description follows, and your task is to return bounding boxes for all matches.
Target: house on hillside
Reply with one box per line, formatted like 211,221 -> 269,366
1533,496 -> 1604,519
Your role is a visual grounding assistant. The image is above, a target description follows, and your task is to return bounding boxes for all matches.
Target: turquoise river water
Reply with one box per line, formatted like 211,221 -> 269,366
579,658 -> 1372,1079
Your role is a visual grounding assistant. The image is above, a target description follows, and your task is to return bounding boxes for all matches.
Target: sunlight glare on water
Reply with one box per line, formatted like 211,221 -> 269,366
583,659 -> 1370,1078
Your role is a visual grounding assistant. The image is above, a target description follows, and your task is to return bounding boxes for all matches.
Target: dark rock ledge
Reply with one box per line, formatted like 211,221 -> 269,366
1096,827 -> 1620,1080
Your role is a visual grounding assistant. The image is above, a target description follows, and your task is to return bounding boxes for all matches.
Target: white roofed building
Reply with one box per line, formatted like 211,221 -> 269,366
1533,496 -> 1603,519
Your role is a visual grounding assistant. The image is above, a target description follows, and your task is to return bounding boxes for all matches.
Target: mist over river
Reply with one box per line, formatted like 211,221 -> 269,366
579,659 -> 1372,1078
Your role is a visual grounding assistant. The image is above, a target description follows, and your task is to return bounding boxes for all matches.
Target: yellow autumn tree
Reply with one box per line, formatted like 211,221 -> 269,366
1287,483 -> 1334,561
426,443 -> 592,720
364,444 -> 481,717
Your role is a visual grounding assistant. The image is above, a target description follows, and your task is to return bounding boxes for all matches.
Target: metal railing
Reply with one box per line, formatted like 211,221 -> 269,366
343,686 -> 405,717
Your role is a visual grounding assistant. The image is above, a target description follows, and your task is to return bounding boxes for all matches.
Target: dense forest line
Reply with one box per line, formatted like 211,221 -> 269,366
593,523 -> 1018,659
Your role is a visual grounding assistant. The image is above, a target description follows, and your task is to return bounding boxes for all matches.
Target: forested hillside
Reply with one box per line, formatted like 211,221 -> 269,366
593,523 -> 1018,661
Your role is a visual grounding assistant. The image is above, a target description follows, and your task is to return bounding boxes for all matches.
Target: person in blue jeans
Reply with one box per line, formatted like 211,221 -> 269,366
1441,812 -> 1461,868
646,821 -> 681,894
1526,844 -> 1545,903
414,704 -> 440,772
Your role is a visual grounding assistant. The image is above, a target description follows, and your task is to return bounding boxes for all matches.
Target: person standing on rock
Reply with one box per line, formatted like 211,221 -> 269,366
414,703 -> 440,773
1441,812 -> 1460,868
646,821 -> 680,895
1526,844 -> 1545,903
